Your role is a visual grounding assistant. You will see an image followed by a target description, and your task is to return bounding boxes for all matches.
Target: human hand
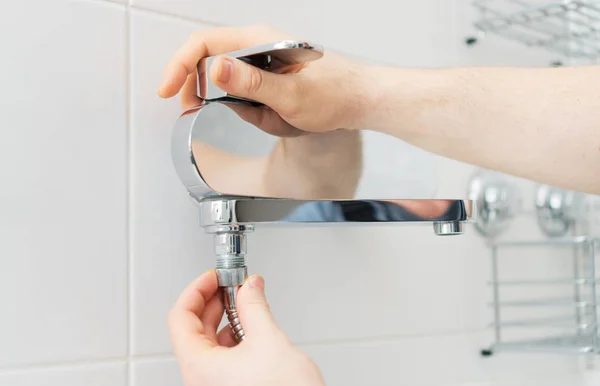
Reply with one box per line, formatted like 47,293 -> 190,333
157,24 -> 377,133
168,270 -> 326,386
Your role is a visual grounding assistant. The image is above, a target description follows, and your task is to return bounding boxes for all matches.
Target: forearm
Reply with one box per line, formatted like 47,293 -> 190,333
367,65 -> 600,194
191,130 -> 362,199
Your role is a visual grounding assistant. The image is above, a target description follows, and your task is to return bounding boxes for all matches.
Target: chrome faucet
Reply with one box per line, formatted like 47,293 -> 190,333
170,40 -> 476,342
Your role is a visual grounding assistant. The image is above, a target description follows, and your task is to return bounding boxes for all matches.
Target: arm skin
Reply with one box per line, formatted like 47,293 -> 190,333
192,129 -> 362,200
264,130 -> 363,199
365,65 -> 600,194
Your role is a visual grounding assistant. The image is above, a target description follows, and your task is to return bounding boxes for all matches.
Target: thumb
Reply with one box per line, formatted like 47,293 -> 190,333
209,56 -> 298,113
236,275 -> 282,341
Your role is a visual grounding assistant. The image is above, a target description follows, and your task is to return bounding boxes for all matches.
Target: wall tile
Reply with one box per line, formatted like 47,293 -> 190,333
303,332 -> 582,386
131,0 -> 457,66
0,363 -> 127,386
250,223 -> 488,344
302,333 -> 487,386
131,358 -> 182,386
129,10 -> 218,355
131,337 -> 583,386
0,0 -> 127,366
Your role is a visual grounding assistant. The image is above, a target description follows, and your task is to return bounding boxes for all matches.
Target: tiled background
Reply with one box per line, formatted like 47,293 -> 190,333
2,0 -> 599,385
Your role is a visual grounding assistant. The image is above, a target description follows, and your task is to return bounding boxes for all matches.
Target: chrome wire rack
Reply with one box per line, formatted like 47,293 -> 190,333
483,237 -> 599,356
470,0 -> 600,59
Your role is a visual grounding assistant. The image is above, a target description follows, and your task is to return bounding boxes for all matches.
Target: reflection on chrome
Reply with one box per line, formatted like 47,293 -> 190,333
198,198 -> 473,236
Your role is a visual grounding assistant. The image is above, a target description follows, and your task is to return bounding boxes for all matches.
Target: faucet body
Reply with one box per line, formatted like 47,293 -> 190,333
171,41 -> 477,343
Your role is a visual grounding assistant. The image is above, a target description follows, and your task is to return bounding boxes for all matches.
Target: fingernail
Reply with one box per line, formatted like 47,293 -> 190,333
248,275 -> 264,290
218,57 -> 233,84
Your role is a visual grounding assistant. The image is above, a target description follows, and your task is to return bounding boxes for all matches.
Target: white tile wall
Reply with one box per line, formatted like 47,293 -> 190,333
130,357 -> 181,386
0,0 -> 128,367
131,0 -> 458,66
0,363 -> 127,386
1,0 -> 594,385
129,9 -> 216,356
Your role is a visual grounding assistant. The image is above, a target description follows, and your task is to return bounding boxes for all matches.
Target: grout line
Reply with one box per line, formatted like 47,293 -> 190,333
126,5 -> 383,65
124,1 -> 133,385
0,354 -> 176,375
0,358 -> 129,375
76,0 -> 377,66
295,328 -> 488,348
0,329 -> 487,373
129,4 -> 224,27
74,0 -> 127,10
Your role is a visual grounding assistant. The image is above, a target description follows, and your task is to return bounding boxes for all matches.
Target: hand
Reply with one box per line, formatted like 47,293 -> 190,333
158,24 -> 377,133
168,270 -> 326,386
159,24 -> 366,200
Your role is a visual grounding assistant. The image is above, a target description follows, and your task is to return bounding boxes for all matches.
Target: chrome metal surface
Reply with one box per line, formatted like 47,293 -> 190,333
491,335 -> 597,354
488,278 -> 600,285
484,237 -> 600,355
197,198 -> 474,228
171,39 -> 472,202
535,184 -> 587,237
198,40 -> 324,101
467,170 -> 520,237
171,99 -> 472,202
491,315 -> 595,329
491,298 -> 596,307
471,0 -> 600,59
433,221 -> 464,236
212,225 -> 252,343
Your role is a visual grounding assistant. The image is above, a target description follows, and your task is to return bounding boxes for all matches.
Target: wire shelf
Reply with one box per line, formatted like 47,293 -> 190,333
471,0 -> 600,59
492,335 -> 598,354
483,237 -> 600,355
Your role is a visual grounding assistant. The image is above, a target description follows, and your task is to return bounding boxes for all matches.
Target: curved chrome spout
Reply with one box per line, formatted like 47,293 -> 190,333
198,197 -> 474,235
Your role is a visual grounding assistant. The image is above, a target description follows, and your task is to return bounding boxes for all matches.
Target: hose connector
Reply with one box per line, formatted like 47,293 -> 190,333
211,225 -> 254,343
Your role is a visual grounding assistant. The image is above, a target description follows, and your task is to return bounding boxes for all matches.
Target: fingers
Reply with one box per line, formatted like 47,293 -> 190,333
217,325 -> 238,348
200,294 -> 225,341
180,72 -> 201,110
209,56 -> 302,115
158,24 -> 289,99
224,104 -> 305,137
236,275 -> 284,342
158,26 -> 240,98
168,270 -> 220,359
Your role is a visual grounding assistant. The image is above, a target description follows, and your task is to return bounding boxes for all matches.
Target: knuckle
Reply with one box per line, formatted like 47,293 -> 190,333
244,67 -> 264,95
244,296 -> 271,311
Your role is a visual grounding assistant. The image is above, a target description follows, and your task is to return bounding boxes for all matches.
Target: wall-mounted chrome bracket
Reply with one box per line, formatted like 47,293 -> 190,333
467,170 -> 521,238
535,184 -> 587,237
